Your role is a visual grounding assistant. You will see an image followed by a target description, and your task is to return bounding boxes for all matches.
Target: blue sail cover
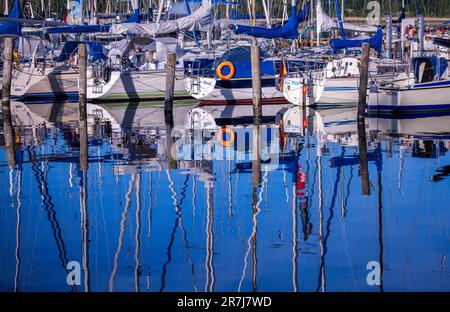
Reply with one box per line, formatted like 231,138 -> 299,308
214,46 -> 275,78
47,9 -> 141,34
0,0 -> 21,37
331,26 -> 383,53
232,3 -> 310,39
397,8 -> 406,23
57,41 -> 108,62
123,9 -> 141,23
334,0 -> 346,39
47,24 -> 111,34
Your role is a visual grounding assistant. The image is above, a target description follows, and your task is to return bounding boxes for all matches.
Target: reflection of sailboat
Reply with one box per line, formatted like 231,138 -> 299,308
185,104 -> 293,126
109,173 -> 136,292
316,134 -> 344,292
14,168 -> 22,292
28,149 -> 75,291
10,101 -> 47,127
134,173 -> 142,292
292,181 -> 298,292
205,180 -> 215,292
14,102 -> 121,132
160,170 -> 199,292
368,114 -> 450,139
313,107 -> 359,146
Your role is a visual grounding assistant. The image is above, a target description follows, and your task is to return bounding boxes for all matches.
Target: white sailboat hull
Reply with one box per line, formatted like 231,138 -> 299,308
87,69 -> 189,101
318,77 -> 359,104
184,76 -> 288,105
11,66 -> 79,99
283,75 -> 358,106
367,80 -> 450,113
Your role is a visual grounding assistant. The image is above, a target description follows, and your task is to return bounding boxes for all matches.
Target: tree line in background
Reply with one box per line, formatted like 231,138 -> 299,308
0,0 -> 450,19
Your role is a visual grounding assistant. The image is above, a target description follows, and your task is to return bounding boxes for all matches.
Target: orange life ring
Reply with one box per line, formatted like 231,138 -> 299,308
216,127 -> 236,147
216,61 -> 235,80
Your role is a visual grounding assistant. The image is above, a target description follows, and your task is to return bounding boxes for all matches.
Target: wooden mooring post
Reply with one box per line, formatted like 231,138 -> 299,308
1,37 -> 16,167
251,43 -> 262,126
358,43 -> 370,196
251,0 -> 262,126
164,53 -> 177,119
164,52 -> 178,169
252,125 -> 261,187
78,43 -> 89,170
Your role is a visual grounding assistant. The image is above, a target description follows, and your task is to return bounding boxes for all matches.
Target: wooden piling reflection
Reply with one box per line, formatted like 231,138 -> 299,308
78,43 -> 89,171
80,169 -> 90,292
252,125 -> 261,187
2,37 -> 16,167
358,43 -> 370,196
377,145 -> 384,292
251,124 -> 261,291
165,112 -> 177,170
251,182 -> 258,292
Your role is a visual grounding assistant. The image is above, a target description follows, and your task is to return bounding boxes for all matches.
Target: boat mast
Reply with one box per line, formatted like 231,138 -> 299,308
156,0 -> 164,24
226,0 -> 230,20
131,0 -> 140,12
282,0 -> 287,26
262,0 -> 271,28
4,0 -> 9,15
40,0 -> 45,18
26,1 -> 35,19
316,0 -> 321,46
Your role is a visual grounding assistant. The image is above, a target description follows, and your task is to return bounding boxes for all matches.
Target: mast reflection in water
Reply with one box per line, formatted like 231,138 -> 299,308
0,101 -> 449,292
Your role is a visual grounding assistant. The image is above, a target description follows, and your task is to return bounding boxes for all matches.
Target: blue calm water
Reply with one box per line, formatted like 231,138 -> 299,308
0,102 -> 449,292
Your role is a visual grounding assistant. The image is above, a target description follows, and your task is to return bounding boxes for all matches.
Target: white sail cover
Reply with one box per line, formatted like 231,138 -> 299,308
317,1 -> 378,33
110,0 -> 213,36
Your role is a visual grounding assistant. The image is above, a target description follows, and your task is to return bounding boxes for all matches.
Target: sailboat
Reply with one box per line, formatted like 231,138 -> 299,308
87,0 -> 214,101
10,0 -> 141,100
282,1 -> 409,106
184,1 -> 312,105
368,38 -> 450,113
11,41 -> 107,99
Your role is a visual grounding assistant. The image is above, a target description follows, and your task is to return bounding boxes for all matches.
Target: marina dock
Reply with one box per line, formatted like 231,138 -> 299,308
1,0 -> 450,296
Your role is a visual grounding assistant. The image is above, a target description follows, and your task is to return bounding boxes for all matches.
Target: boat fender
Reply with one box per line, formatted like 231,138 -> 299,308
216,127 -> 236,147
216,61 -> 235,80
13,50 -> 19,63
302,85 -> 308,95
69,53 -> 76,67
103,67 -> 112,83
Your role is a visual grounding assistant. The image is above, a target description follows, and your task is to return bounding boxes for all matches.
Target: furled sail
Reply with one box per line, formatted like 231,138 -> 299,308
317,1 -> 377,33
330,26 -> 383,52
110,0 -> 212,36
0,0 -> 21,37
231,2 -> 310,39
